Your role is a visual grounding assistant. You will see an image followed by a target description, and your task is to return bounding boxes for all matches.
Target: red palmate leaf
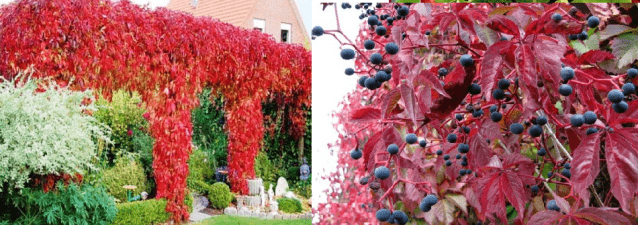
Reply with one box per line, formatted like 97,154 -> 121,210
605,129 -> 638,215
570,133 -> 601,196
486,15 -> 521,40
480,41 -> 511,100
579,50 -> 616,65
350,107 -> 382,123
400,84 -> 418,126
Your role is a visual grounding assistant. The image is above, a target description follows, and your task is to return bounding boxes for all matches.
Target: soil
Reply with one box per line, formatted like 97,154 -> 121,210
200,207 -> 223,216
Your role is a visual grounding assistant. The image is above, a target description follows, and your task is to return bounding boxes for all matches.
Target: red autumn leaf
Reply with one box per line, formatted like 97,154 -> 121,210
579,50 -> 616,65
486,15 -> 521,40
400,83 -> 418,126
570,133 -> 601,195
480,41 -> 511,100
350,107 -> 382,123
605,129 -> 638,215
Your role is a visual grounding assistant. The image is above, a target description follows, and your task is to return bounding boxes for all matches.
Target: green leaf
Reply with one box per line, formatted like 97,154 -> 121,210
598,24 -> 636,41
569,40 -> 589,54
611,33 -> 638,68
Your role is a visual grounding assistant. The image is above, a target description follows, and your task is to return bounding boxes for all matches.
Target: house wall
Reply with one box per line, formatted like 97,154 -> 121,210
247,0 -> 307,44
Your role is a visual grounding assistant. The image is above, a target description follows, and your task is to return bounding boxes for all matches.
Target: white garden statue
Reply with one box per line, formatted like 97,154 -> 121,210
268,184 -> 274,202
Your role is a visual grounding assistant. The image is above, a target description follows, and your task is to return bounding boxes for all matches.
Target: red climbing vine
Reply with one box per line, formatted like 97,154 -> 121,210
0,0 -> 311,222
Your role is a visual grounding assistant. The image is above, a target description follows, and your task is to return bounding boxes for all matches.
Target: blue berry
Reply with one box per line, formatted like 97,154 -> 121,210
376,26 -> 387,36
564,163 -> 571,169
351,149 -> 362,159
392,211 -> 408,225
359,176 -> 369,185
547,200 -> 560,211
461,160 -> 468,167
358,76 -> 367,87
375,71 -> 388,82
493,88 -> 505,100
387,144 -> 399,155
376,209 -> 391,221
537,148 -> 546,156
582,111 -> 596,124
473,109 -> 484,118
490,105 -> 498,113
569,34 -> 578,40
531,185 -> 539,193
510,123 -> 524,134
345,68 -> 355,76
423,194 -> 438,207
443,154 -> 450,160
560,67 -> 575,81
622,83 -> 635,96
587,16 -> 600,28
458,143 -> 470,154
365,77 -> 378,90
438,68 -> 448,76
367,15 -> 379,26
405,133 -> 418,144
397,6 -> 409,17
500,36 -> 508,41
608,89 -> 624,103
552,13 -> 562,22
385,42 -> 399,55
375,166 -> 391,179
425,30 -> 431,35
468,83 -> 481,95
559,84 -> 572,96
537,116 -> 548,126
529,125 -> 543,137
586,127 -> 598,135
463,126 -> 470,134
570,114 -> 585,127
456,154 -> 462,159
364,40 -> 375,50
386,17 -> 394,25
419,140 -> 427,147
613,101 -> 628,113
447,134 -> 457,143
460,54 -> 474,67
455,114 -> 463,121
436,150 -> 443,155
627,68 -> 637,78
312,26 -> 324,36
445,160 -> 452,166
419,201 -> 431,212
548,172 -> 553,178
498,79 -> 510,90
562,168 -> 571,178
370,53 -> 383,65
459,169 -> 467,176
340,49 -> 356,60
578,31 -> 588,40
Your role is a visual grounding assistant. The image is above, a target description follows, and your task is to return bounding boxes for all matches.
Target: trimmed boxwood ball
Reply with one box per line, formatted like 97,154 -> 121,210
623,82 -> 635,96
367,15 -> 379,25
613,100 -> 628,113
419,140 -> 427,147
586,127 -> 598,135
340,48 -> 356,60
583,111 -> 597,124
560,67 -> 575,81
405,133 -> 418,144
351,148 -> 362,159
277,197 -> 303,213
358,76 -> 367,87
460,54 -> 474,67
570,114 -> 585,127
537,116 -> 548,126
493,88 -> 505,100
547,200 -> 561,211
587,16 -> 600,28
628,68 -> 638,78
376,209 -> 392,221
209,182 -> 233,209
370,53 -> 383,65
468,83 -> 481,95
385,42 -> 399,55
559,84 -> 572,96
375,166 -> 391,180
447,133 -> 457,143
458,143 -> 470,153
510,123 -> 524,134
364,40 -> 375,50
552,13 -> 562,22
438,68 -> 448,76
608,89 -> 624,103
392,211 -> 409,225
376,26 -> 387,36
311,26 -> 324,36
345,68 -> 355,75
387,144 -> 399,155
491,112 -> 503,122
397,6 -> 409,17
498,78 -> 510,90
529,125 -> 543,137
537,148 -> 546,156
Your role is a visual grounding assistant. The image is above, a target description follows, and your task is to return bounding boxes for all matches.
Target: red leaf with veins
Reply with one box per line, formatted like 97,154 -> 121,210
570,133 -> 601,195
486,15 -> 521,39
480,41 -> 511,100
426,61 -> 476,121
516,44 -> 541,119
579,50 -> 616,65
605,129 -> 638,215
350,107 -> 382,123
400,84 -> 418,126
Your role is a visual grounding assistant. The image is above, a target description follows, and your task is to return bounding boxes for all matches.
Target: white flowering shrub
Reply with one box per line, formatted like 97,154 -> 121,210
0,76 -> 110,193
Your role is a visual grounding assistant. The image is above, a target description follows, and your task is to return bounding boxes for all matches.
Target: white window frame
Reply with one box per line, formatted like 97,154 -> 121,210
253,19 -> 266,32
280,23 -> 292,43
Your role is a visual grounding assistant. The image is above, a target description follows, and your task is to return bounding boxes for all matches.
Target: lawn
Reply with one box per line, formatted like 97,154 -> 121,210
191,215 -> 311,225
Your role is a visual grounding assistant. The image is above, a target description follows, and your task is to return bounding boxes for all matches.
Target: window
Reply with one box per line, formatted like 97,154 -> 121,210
253,19 -> 265,32
190,0 -> 198,7
281,23 -> 291,43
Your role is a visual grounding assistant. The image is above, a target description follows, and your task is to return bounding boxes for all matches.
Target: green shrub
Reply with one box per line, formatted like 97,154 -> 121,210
286,166 -> 300,183
101,157 -> 148,201
0,77 -> 110,194
254,151 -> 277,184
187,147 -> 215,184
191,89 -> 227,167
112,190 -> 193,225
131,129 -> 155,189
208,182 -> 233,209
277,197 -> 302,213
94,90 -> 147,164
6,183 -> 117,225
292,175 -> 311,199
187,179 -> 211,195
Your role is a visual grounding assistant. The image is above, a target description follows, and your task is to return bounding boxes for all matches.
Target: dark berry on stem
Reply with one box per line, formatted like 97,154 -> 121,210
510,123 -> 524,134
419,140 -> 427,147
493,88 -> 505,100
613,101 -> 628,113
365,77 -> 377,90
583,111 -> 597,124
537,116 -> 548,126
564,163 -> 571,169
445,160 -> 452,166
405,133 -> 418,144
425,30 -> 431,35
387,144 -> 399,155
569,34 -> 578,40
587,16 -> 600,28
628,68 -> 637,78
443,155 -> 450,160
608,89 -> 624,103
458,143 -> 470,153
456,154 -> 461,159
552,13 -> 562,22
312,26 -> 324,36
359,176 -> 369,185
547,200 -> 560,211
351,149 -> 362,159
463,126 -> 470,134
364,40 -> 375,50
586,127 -> 598,135
375,166 -> 390,180
392,211 -> 408,225
570,114 -> 585,127
385,42 -> 399,55
438,68 -> 448,76
622,83 -> 635,96
367,15 -> 378,26
460,54 -> 474,67
345,68 -> 354,75
376,209 -> 391,221
468,83 -> 481,95
529,125 -> 543,137
561,67 -> 575,81
531,185 -> 539,193
375,26 -> 387,36
447,134 -> 457,143
490,105 -> 498,113
436,150 -> 443,155
461,160 -> 468,166
559,84 -> 573,96
455,114 -> 463,121
473,109 -> 484,118
358,76 -> 367,87
370,53 -> 383,65
397,6 -> 409,17
562,168 -> 571,178
498,78 -> 510,90
340,49 -> 356,60
578,31 -> 588,40
537,148 -> 546,156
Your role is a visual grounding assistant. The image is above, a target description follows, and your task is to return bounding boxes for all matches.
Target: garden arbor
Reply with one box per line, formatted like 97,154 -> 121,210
0,0 -> 311,222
